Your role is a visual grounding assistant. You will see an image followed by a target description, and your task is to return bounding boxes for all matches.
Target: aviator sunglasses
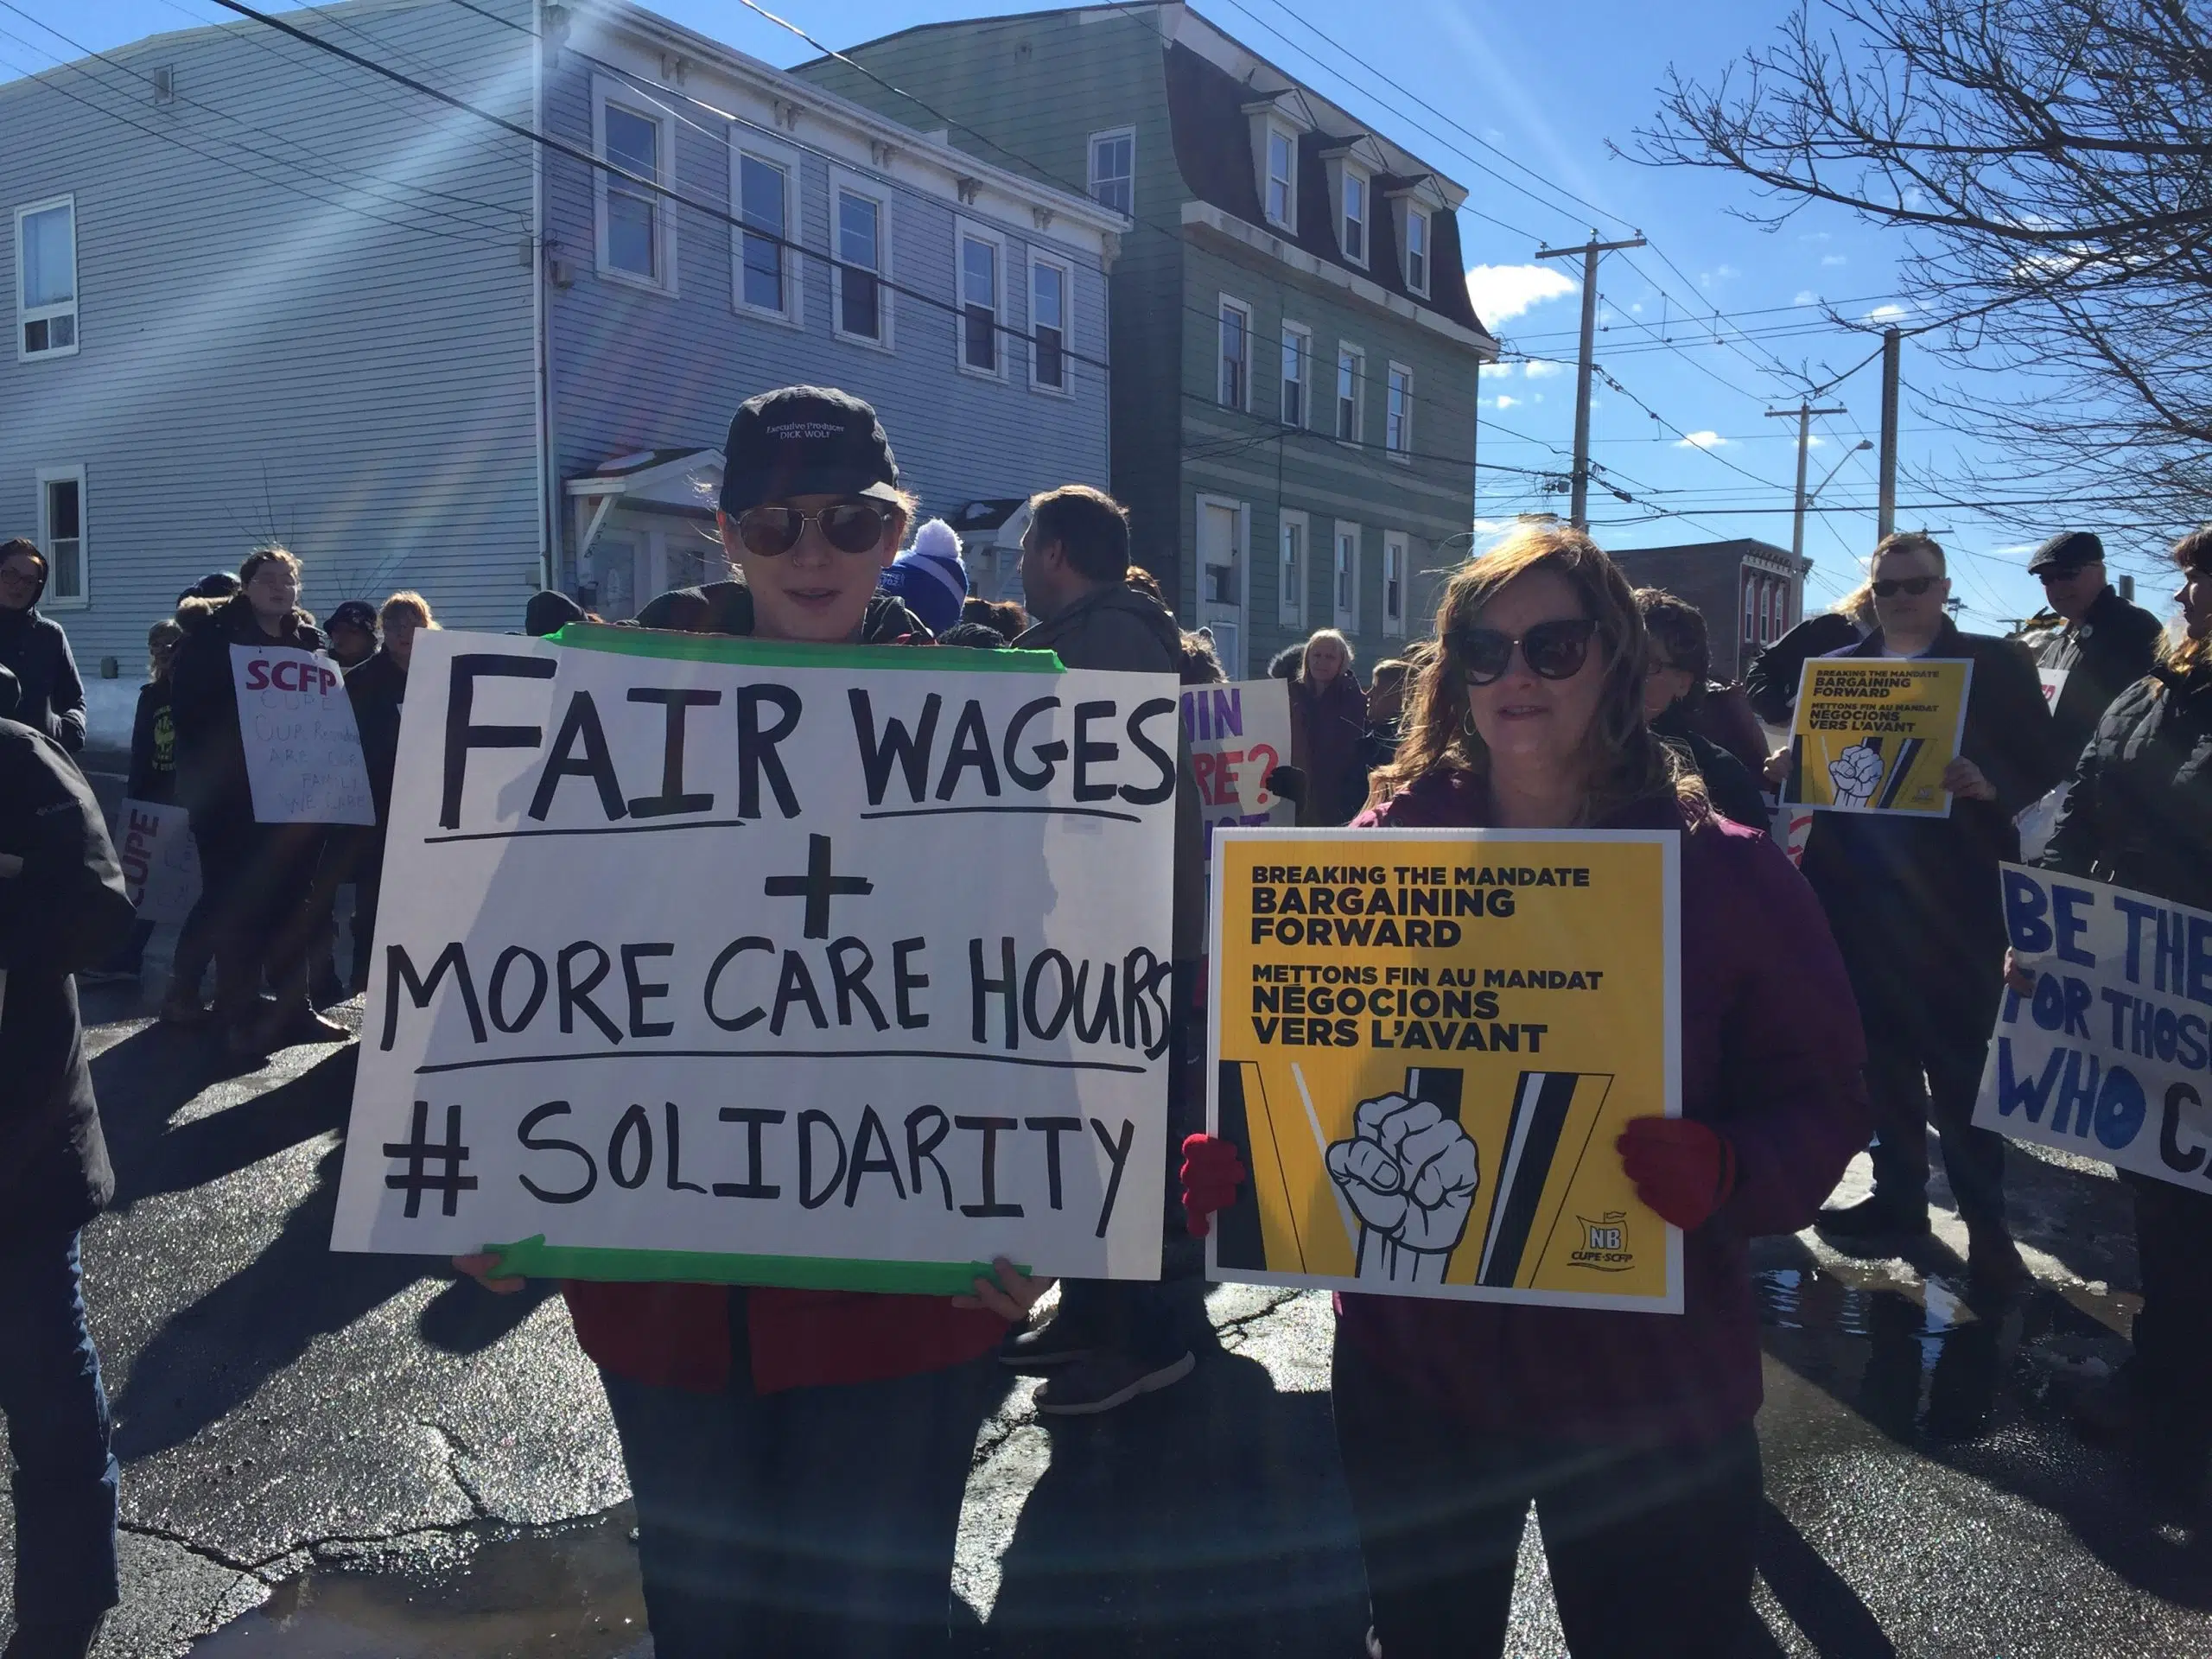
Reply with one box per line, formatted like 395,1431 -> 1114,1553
1447,617 -> 1599,686
734,503 -> 888,558
1871,575 -> 1938,598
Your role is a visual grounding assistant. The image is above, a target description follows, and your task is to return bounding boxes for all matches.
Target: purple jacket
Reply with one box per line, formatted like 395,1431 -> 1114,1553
1335,770 -> 1870,1441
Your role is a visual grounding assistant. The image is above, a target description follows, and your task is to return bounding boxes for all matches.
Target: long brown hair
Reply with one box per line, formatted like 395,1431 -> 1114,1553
2165,526 -> 2211,680
1376,522 -> 1699,823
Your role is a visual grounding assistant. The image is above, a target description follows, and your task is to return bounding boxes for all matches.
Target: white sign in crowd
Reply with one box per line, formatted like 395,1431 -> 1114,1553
330,628 -> 1180,1287
1180,677 -> 1295,861
113,798 -> 200,925
1976,863 -> 2212,1193
230,643 -> 376,825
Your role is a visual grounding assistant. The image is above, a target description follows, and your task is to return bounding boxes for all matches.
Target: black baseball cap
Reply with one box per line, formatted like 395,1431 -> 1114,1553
719,385 -> 902,519
327,599 -> 379,633
2028,531 -> 2104,575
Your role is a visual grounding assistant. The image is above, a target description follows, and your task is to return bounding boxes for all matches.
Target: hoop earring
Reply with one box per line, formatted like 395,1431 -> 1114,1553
1459,704 -> 1478,739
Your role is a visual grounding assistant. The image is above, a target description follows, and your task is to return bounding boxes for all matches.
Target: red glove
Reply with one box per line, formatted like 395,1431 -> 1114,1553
1616,1117 -> 1736,1232
1180,1134 -> 1248,1238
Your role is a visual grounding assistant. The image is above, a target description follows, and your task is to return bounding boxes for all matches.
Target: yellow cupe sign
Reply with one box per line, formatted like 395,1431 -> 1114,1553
1206,828 -> 1683,1312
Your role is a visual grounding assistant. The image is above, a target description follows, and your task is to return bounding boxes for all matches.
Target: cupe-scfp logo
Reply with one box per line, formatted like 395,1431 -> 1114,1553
243,657 -> 340,696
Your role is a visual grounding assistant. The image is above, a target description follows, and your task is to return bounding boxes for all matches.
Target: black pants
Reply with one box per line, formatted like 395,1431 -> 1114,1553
1839,917 -> 2009,1237
2126,1173 -> 2212,1469
599,1357 -> 996,1658
192,816 -> 324,1024
1332,1334 -> 1762,1659
304,825 -> 385,991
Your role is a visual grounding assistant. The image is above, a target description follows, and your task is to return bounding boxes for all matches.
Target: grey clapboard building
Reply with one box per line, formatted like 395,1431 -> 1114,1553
795,3 -> 1499,678
0,0 -> 1121,659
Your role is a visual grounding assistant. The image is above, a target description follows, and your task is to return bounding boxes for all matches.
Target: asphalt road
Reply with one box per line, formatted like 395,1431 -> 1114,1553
3,979 -> 2209,1658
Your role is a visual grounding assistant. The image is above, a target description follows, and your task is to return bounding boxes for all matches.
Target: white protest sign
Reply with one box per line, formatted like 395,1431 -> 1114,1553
1975,864 -> 2212,1192
331,628 -> 1180,1289
2038,666 -> 2069,711
1181,679 -> 1294,862
230,645 -> 375,825
113,798 -> 200,925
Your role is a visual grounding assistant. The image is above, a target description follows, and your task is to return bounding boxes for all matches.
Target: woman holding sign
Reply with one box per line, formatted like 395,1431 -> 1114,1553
170,546 -> 350,1059
1185,524 -> 1869,1658
458,386 -> 1039,1659
2031,526 -> 2212,1501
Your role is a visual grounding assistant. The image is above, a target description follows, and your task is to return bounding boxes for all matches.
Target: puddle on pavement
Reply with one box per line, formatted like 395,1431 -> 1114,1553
1755,1256 -> 2137,1442
190,1510 -> 647,1658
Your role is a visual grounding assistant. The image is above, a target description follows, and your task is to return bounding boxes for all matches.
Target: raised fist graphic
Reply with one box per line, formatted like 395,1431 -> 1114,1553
1827,739 -> 1885,809
1325,1093 -> 1480,1285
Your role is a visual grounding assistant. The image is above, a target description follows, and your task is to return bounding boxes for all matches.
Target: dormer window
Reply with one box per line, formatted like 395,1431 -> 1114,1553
1405,207 -> 1429,295
1341,168 -> 1368,265
1264,126 -> 1296,230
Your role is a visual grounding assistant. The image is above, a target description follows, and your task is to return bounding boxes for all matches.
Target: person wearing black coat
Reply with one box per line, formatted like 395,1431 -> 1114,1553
0,662 -> 133,1659
168,549 -> 347,1058
2024,531 -> 2165,766
0,538 -> 86,754
1743,583 -> 1878,728
1637,587 -> 1770,831
1801,535 -> 2062,1292
2034,527 -> 2212,1497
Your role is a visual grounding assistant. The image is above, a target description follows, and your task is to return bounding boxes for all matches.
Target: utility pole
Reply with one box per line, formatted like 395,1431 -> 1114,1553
1535,230 -> 1644,529
1877,326 -> 1901,539
1767,402 -> 1848,562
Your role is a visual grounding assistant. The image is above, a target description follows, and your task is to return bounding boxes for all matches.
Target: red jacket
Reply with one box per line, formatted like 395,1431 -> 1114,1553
564,1280 -> 1006,1395
1334,771 -> 1870,1440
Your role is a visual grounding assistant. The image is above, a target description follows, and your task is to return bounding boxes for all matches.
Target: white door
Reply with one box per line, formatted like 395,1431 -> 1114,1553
1197,499 -> 1245,677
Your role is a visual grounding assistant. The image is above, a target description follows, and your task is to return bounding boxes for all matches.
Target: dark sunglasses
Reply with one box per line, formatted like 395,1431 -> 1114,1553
1872,575 -> 1938,598
735,503 -> 887,558
1448,617 -> 1598,686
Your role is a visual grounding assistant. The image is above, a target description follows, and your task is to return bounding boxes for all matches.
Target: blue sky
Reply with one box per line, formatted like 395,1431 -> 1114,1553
19,0 -> 2181,632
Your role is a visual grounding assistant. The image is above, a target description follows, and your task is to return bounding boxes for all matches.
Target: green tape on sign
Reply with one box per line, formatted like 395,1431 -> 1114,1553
549,622 -> 1063,674
484,1236 -> 1014,1294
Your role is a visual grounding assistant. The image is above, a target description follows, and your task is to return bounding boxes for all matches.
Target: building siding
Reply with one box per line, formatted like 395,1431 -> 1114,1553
800,6 -> 1484,679
544,18 -> 1113,611
0,0 -> 542,660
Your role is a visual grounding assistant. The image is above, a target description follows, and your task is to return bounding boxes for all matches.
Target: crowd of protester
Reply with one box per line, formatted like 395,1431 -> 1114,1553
3,375 -> 2208,1658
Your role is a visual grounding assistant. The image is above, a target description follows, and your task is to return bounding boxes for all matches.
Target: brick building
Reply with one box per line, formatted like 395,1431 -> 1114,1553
1608,537 -> 1812,683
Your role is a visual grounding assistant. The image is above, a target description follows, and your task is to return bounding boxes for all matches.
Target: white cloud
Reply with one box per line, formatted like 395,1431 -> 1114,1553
1866,302 -> 1909,321
1803,435 -> 1827,449
1799,231 -> 1832,244
1821,254 -> 1848,267
1698,264 -> 1739,289
1532,393 -> 1546,404
1464,264 -> 1576,326
1491,394 -> 1520,410
1522,358 -> 1564,379
1676,430 -> 1729,448
1630,302 -> 1643,315
1793,289 -> 1820,306
1479,359 -> 1515,378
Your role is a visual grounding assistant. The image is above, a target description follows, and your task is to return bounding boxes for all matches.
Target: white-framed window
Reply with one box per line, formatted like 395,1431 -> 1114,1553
1336,343 -> 1363,444
1263,123 -> 1297,232
1278,510 -> 1307,627
1340,166 -> 1369,266
1280,321 -> 1309,428
1382,531 -> 1408,636
1218,295 -> 1251,410
593,79 -> 676,292
731,137 -> 800,324
956,220 -> 1005,377
1741,573 -> 1757,644
1029,252 -> 1071,394
831,172 -> 891,347
1333,521 -> 1362,632
16,196 -> 77,360
1088,128 -> 1134,216
1404,207 -> 1429,296
1386,362 -> 1413,461
35,463 -> 85,607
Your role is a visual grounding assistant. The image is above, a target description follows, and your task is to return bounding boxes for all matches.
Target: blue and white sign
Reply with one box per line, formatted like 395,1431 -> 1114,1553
1976,863 -> 2212,1191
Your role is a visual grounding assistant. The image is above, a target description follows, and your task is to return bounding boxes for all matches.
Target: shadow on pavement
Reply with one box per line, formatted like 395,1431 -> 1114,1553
107,1042 -> 358,1209
979,1292 -> 1368,1659
1755,1232 -> 2212,1613
1744,1499 -> 1897,1658
416,1275 -> 561,1355
109,1135 -> 429,1464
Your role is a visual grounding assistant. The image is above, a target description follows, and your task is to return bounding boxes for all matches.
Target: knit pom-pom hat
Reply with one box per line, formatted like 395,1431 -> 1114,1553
876,518 -> 969,636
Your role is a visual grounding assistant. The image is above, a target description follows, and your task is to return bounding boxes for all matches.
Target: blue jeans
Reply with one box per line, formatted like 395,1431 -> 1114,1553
0,1230 -> 120,1634
599,1356 -> 997,1659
